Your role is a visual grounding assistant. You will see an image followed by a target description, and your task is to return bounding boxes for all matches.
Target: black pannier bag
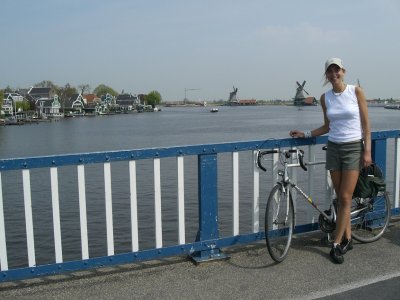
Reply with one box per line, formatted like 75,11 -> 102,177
353,163 -> 386,198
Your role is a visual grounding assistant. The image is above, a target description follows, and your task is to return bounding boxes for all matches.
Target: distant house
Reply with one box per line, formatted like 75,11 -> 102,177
36,95 -> 63,118
2,98 -> 14,116
95,93 -> 118,114
83,93 -> 101,107
4,92 -> 24,103
303,97 -> 318,106
26,87 -> 53,110
116,93 -> 140,111
228,99 -> 257,106
2,93 -> 25,115
238,99 -> 257,105
64,93 -> 85,112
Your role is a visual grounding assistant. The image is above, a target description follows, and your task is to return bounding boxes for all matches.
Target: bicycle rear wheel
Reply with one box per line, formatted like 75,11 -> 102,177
265,184 -> 294,263
351,192 -> 391,243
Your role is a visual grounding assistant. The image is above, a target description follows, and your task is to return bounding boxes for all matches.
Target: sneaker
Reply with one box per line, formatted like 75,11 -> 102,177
340,238 -> 353,254
330,244 -> 344,264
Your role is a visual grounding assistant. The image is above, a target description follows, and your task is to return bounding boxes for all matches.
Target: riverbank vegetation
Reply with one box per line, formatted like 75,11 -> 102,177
1,81 -> 163,118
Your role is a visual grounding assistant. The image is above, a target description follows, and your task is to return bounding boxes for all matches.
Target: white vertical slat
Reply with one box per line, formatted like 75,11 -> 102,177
154,158 -> 162,248
395,138 -> 400,208
252,151 -> 260,233
177,156 -> 185,244
307,145 -> 315,195
129,161 -> 139,252
326,170 -> 334,199
232,151 -> 239,235
272,149 -> 279,187
323,146 -> 335,202
22,169 -> 35,267
272,150 -> 280,230
326,169 -> 332,205
307,145 -> 315,223
50,167 -> 63,263
77,165 -> 89,259
0,173 -> 8,271
104,162 -> 114,256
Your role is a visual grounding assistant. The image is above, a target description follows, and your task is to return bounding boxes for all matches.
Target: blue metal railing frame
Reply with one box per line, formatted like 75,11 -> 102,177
0,130 -> 399,282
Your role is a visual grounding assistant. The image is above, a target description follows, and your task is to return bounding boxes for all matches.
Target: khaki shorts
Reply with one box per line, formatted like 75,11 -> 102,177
325,140 -> 363,171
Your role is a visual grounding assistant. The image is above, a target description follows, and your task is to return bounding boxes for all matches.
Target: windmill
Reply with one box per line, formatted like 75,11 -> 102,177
228,86 -> 239,104
294,81 -> 309,106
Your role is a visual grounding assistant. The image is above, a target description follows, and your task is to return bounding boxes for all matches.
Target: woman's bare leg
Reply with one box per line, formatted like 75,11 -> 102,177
330,170 -> 359,243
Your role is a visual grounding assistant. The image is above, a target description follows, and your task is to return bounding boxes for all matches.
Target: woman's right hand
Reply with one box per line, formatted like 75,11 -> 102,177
289,130 -> 304,138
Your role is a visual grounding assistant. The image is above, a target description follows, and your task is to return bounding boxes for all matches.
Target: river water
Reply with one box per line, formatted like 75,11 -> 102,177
1,105 -> 398,158
0,105 -> 398,267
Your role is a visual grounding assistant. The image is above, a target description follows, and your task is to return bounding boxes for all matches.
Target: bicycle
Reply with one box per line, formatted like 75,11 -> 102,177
256,148 -> 391,263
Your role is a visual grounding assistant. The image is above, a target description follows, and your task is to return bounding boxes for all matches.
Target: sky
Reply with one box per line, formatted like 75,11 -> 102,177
1,0 -> 400,102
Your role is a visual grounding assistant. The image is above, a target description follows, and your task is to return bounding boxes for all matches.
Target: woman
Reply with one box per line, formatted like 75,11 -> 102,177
289,58 -> 372,264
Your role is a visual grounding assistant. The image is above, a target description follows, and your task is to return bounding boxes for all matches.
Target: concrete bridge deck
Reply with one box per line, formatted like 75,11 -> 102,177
1,219 -> 399,299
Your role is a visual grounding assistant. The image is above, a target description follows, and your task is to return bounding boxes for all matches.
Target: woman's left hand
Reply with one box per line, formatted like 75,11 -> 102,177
362,150 -> 373,167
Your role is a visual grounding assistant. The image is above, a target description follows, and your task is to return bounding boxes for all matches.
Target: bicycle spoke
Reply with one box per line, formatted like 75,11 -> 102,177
351,192 -> 391,243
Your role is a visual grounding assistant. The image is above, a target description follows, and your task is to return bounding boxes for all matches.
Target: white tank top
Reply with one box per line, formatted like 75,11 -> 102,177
324,84 -> 362,143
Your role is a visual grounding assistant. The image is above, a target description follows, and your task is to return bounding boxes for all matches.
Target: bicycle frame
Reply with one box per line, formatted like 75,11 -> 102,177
280,161 -> 332,222
258,148 -> 334,222
261,149 -> 373,226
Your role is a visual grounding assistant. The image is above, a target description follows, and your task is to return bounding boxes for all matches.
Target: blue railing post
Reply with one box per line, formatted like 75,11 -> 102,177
372,138 -> 387,176
190,153 -> 229,263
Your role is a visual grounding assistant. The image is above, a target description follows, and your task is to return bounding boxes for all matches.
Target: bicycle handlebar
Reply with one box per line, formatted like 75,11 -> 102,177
256,150 -> 275,171
256,149 -> 307,172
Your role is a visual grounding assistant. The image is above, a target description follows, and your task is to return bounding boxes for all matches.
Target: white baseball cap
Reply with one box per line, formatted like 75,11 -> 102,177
325,58 -> 344,72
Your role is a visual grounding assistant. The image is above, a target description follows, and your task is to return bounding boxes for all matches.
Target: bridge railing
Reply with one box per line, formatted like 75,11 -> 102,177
0,130 -> 399,282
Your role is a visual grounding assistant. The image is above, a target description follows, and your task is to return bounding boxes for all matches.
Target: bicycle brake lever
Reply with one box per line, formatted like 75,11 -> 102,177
298,150 -> 308,171
256,151 -> 267,172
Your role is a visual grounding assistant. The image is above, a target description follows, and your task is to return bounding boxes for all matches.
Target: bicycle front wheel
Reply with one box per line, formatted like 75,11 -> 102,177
351,192 -> 391,243
265,184 -> 294,263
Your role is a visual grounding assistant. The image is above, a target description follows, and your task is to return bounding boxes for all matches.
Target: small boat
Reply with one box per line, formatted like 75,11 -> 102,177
4,116 -> 23,125
210,108 -> 219,113
384,105 -> 400,110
